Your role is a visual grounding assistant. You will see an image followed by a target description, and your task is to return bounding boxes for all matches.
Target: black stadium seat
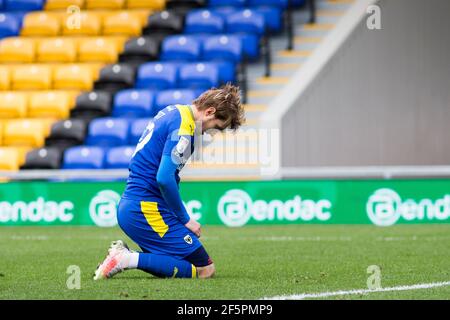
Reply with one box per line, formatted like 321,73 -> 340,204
143,10 -> 185,37
45,118 -> 87,149
166,0 -> 206,16
71,91 -> 112,120
119,36 -> 161,64
20,147 -> 63,170
94,63 -> 136,94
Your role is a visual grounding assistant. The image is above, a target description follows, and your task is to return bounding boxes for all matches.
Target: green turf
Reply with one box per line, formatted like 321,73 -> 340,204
0,225 -> 449,300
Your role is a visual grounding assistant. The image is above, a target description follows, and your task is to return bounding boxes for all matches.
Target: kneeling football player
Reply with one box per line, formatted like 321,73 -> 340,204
94,84 -> 244,279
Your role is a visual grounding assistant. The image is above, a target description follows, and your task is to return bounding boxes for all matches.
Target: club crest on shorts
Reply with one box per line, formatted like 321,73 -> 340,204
184,234 -> 193,245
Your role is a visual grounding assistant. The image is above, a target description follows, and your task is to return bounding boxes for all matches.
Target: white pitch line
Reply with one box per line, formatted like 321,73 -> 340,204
263,281 -> 450,300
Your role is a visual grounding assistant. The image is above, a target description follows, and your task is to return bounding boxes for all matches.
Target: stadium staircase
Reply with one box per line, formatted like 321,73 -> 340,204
0,0 -> 354,181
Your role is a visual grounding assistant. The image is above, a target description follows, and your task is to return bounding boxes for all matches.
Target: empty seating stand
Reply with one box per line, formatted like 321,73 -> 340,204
0,0 -> 306,172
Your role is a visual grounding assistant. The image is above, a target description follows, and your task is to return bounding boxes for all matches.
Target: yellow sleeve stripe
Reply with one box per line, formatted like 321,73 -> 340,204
191,264 -> 197,278
176,104 -> 195,136
140,201 -> 169,238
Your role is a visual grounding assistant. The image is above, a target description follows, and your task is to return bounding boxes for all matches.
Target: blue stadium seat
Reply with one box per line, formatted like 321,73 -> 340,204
233,33 -> 259,60
160,35 -> 201,61
112,89 -> 156,118
210,7 -> 237,18
293,0 -> 306,7
9,11 -> 27,27
184,9 -> 225,34
4,0 -> 44,11
86,118 -> 129,147
226,9 -> 266,35
63,146 -> 105,169
181,60 -> 235,83
202,35 -> 242,63
179,62 -> 220,89
248,0 -> 306,8
248,0 -> 288,8
254,6 -> 282,32
215,61 -> 236,82
135,62 -> 179,90
156,89 -> 198,111
0,13 -> 21,38
208,0 -> 246,7
105,146 -> 135,169
129,118 -> 153,145
184,11 -> 259,59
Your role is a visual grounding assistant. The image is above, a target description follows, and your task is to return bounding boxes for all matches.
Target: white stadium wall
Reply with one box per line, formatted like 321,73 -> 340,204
264,0 -> 450,168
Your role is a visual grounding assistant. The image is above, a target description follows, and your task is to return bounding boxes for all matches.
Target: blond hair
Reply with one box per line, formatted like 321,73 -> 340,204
192,83 -> 245,130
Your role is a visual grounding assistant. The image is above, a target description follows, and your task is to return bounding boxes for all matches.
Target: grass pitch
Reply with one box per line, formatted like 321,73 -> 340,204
0,225 -> 449,300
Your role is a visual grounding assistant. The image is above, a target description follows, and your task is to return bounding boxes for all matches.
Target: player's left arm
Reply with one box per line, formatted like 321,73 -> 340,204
156,113 -> 195,221
156,152 -> 191,225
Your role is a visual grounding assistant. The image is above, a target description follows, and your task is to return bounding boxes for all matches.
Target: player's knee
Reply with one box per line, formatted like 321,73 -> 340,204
197,263 -> 215,279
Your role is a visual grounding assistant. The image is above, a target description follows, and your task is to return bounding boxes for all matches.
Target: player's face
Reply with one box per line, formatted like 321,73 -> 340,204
201,107 -> 228,134
202,118 -> 227,134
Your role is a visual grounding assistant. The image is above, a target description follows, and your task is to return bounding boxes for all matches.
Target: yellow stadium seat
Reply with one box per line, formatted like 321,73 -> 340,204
12,65 -> 52,90
0,92 -> 28,118
21,12 -> 62,36
78,37 -> 118,63
76,36 -> 127,53
101,9 -> 151,26
0,66 -> 10,90
0,121 -> 3,145
94,36 -> 127,52
103,11 -> 145,36
53,64 -> 95,90
0,38 -> 35,63
41,118 -> 57,136
0,147 -> 20,170
129,10 -> 152,26
66,62 -> 104,80
16,147 -> 32,166
36,38 -> 77,63
62,12 -> 101,36
86,0 -> 125,10
45,0 -> 85,10
79,9 -> 110,20
85,63 -> 104,81
27,91 -> 75,118
2,119 -> 50,147
127,0 -> 165,10
0,146 -> 33,170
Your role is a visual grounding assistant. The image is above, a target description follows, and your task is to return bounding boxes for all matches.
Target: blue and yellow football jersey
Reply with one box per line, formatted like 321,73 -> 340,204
122,104 -> 195,210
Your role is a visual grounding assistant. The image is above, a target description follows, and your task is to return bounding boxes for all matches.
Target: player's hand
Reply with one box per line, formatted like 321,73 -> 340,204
185,219 -> 201,238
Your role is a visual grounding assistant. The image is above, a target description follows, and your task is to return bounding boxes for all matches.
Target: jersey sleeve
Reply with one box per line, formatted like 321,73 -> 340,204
156,106 -> 196,224
162,106 -> 195,166
156,155 -> 190,224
